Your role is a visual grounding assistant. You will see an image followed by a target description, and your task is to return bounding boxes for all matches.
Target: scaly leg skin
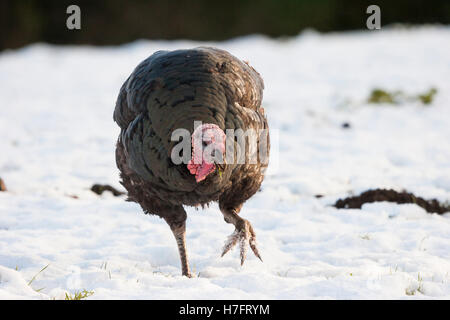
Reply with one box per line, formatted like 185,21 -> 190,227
165,217 -> 192,278
220,207 -> 262,265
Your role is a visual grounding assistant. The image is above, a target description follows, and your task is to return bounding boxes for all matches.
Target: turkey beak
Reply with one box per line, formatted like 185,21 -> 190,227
216,163 -> 225,178
217,163 -> 225,172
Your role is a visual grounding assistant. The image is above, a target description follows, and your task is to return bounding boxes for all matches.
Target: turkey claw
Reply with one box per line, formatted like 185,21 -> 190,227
221,219 -> 262,265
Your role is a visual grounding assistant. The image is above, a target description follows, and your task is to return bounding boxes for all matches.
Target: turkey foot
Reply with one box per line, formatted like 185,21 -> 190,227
221,217 -> 262,265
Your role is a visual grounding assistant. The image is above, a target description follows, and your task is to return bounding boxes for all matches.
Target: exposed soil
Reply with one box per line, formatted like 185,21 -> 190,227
334,188 -> 450,214
0,178 -> 6,191
91,184 -> 125,197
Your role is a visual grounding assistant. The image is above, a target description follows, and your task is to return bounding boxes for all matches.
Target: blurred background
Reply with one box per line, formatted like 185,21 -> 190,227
1,0 -> 450,51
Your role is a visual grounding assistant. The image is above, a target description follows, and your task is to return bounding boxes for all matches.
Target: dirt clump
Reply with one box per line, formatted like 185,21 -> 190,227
91,184 -> 125,197
0,178 -> 6,192
334,188 -> 450,214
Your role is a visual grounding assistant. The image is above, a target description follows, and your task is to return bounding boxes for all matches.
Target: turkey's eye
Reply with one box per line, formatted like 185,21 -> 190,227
202,141 -> 208,148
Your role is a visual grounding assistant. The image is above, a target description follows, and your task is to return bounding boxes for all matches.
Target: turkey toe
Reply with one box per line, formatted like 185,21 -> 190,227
221,219 -> 262,265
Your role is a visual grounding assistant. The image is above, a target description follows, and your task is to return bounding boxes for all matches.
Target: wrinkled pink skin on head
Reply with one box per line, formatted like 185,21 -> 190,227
187,124 -> 226,182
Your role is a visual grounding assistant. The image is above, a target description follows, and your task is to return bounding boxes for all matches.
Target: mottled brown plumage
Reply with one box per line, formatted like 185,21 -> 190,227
114,47 -> 269,277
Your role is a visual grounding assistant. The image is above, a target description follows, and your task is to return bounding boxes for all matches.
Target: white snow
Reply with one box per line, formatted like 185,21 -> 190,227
1,26 -> 450,299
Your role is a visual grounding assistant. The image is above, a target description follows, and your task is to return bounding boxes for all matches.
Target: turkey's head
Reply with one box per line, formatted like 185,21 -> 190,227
187,123 -> 226,182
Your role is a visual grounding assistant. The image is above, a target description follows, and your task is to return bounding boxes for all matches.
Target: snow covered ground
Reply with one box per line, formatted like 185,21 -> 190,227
1,26 -> 450,299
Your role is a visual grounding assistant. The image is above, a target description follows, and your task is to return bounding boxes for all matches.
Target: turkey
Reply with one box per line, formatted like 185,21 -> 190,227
114,47 -> 269,277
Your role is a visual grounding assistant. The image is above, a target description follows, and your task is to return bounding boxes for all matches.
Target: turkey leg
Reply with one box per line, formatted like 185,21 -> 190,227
165,214 -> 192,278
